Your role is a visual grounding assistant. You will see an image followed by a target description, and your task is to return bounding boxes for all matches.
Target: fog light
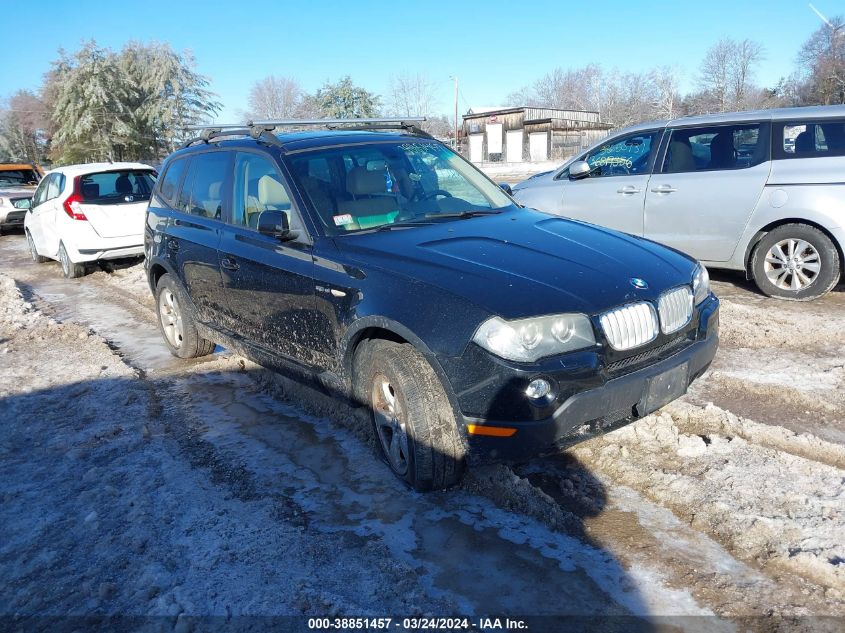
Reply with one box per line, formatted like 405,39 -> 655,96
525,378 -> 551,400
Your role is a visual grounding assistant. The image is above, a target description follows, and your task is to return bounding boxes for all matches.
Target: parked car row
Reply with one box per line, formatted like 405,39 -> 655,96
1,105 -> 840,490
513,105 -> 845,301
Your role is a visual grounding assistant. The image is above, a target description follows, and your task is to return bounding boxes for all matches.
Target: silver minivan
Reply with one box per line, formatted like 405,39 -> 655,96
513,105 -> 845,301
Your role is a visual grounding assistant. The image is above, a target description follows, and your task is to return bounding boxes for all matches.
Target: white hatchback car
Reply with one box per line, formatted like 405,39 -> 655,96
25,162 -> 156,277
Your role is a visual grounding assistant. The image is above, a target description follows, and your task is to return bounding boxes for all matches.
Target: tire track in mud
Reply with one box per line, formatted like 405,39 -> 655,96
4,235 -> 842,620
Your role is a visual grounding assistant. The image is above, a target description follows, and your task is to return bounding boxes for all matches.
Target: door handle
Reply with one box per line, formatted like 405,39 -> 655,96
617,186 -> 641,194
166,239 -> 180,251
650,185 -> 677,194
221,256 -> 240,272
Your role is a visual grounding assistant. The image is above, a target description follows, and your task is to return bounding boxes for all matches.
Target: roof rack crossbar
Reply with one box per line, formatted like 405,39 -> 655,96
182,117 -> 431,148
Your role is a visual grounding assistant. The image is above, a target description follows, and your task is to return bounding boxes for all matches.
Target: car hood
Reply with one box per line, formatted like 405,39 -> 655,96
0,186 -> 35,197
336,208 -> 698,319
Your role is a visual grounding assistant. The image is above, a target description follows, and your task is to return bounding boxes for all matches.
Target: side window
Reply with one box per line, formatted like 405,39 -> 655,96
583,132 -> 657,177
232,152 -> 304,233
159,158 -> 187,204
45,173 -> 61,200
777,119 -> 845,159
662,123 -> 765,173
32,175 -> 51,207
175,152 -> 230,219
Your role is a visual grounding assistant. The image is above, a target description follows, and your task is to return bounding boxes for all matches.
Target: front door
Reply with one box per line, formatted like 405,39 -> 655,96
644,122 -> 771,262
219,151 -> 319,366
557,129 -> 661,237
28,173 -> 65,257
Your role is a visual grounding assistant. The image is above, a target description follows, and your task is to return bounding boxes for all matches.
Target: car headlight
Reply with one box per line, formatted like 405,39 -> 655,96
692,264 -> 710,305
0,197 -> 6,206
472,313 -> 596,362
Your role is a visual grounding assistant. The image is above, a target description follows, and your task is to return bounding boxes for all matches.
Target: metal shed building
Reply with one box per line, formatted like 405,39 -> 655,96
462,106 -> 612,164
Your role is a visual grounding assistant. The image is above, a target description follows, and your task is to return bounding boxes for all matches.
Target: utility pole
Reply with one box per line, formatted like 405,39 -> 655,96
452,76 -> 459,151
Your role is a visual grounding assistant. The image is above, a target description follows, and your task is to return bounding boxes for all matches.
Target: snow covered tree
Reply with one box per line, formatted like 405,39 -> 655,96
314,76 -> 381,118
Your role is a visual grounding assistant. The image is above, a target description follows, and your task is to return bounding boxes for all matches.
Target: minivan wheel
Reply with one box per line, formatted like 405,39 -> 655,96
155,274 -> 215,359
27,231 -> 48,263
751,224 -> 840,301
58,242 -> 86,278
354,340 -> 465,492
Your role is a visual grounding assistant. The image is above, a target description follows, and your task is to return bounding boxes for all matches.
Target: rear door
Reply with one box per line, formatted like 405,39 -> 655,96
644,121 -> 771,262
555,129 -> 661,236
76,170 -> 156,238
166,151 -> 231,324
218,151 -> 321,366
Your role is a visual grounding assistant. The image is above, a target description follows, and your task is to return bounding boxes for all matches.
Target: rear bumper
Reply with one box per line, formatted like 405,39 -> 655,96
462,302 -> 719,463
67,237 -> 144,263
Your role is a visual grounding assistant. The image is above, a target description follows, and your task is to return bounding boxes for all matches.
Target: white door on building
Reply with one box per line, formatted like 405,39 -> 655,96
529,132 -> 547,161
469,134 -> 484,163
506,130 -> 523,162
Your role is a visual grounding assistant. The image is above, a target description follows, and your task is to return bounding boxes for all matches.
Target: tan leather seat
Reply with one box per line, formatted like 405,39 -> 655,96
251,174 -> 291,229
666,139 -> 695,172
337,167 -> 398,217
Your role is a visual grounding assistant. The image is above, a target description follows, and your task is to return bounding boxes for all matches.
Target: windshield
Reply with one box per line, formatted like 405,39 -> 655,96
80,170 -> 156,205
286,140 -> 516,235
0,169 -> 40,187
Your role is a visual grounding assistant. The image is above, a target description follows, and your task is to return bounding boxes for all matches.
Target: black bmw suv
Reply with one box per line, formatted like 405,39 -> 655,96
144,119 -> 719,491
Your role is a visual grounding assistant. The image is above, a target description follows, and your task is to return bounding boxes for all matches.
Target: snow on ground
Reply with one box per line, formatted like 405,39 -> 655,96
1,232 -> 844,625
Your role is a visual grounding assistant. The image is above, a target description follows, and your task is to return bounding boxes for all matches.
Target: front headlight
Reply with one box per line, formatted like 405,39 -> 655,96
0,197 -> 6,206
472,313 -> 596,362
692,264 -> 710,305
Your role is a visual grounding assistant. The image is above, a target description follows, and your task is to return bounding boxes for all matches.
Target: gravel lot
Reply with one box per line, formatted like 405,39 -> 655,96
0,228 -> 843,630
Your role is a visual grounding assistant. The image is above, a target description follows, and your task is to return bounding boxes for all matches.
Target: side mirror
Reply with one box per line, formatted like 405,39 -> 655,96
499,183 -> 513,195
569,160 -> 592,180
257,210 -> 297,241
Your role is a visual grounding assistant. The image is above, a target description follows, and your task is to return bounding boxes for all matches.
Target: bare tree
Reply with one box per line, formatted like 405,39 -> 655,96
651,66 -> 682,118
386,72 -> 441,130
730,39 -> 765,106
695,38 -> 765,112
797,14 -> 845,104
247,75 -> 305,120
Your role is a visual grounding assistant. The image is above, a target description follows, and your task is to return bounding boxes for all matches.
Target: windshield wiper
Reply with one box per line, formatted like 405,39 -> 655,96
425,210 -> 503,220
374,221 -> 436,231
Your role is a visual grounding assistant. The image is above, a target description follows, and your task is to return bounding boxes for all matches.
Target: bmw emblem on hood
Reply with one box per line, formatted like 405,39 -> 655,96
630,278 -> 648,290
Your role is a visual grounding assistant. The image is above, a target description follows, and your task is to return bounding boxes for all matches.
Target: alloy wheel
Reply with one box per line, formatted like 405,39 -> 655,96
159,288 -> 184,349
371,373 -> 410,476
763,238 -> 821,291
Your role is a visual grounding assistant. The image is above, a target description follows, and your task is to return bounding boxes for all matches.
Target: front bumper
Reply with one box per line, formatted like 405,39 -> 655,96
448,296 -> 719,463
0,209 -> 27,227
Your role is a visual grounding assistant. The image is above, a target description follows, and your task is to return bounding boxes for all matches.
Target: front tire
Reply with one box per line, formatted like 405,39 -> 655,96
751,223 -> 840,301
58,242 -> 86,278
27,231 -> 48,263
155,274 -> 215,359
354,340 -> 465,491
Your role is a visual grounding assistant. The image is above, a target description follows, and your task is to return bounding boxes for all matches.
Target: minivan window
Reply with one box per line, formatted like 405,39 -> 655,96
232,152 -> 304,233
176,152 -> 230,218
159,158 -> 187,203
777,119 -> 845,158
79,170 -> 156,204
581,132 -> 658,177
662,123 -> 765,173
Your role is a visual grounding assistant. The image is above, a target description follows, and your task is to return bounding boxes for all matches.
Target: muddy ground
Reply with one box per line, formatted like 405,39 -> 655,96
0,229 -> 843,631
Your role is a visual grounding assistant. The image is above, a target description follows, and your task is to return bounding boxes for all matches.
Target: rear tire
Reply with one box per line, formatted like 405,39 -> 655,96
751,223 -> 840,301
354,339 -> 465,491
155,274 -> 215,359
58,242 -> 86,278
27,231 -> 48,263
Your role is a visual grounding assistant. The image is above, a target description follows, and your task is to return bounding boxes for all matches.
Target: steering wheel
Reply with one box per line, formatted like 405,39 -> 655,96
420,189 -> 453,201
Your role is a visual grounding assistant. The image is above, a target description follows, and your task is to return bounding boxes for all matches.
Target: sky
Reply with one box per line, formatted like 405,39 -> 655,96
0,0 -> 835,122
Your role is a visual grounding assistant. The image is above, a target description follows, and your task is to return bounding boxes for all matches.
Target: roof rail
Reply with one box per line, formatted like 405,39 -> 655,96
180,125 -> 285,149
183,117 -> 433,145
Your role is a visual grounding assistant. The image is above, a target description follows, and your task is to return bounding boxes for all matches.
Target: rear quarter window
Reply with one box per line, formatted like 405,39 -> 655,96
159,158 -> 187,204
774,119 -> 845,159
